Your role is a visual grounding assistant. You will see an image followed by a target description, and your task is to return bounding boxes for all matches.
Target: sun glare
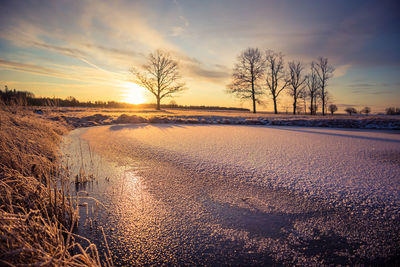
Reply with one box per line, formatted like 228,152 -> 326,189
120,82 -> 147,105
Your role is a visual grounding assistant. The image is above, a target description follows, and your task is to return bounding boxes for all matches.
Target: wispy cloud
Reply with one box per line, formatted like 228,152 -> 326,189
170,16 -> 190,37
334,64 -> 352,78
349,82 -> 392,89
0,59 -> 61,77
350,84 -> 396,96
0,0 -> 231,87
171,26 -> 186,37
0,0 -> 398,109
0,58 -> 124,86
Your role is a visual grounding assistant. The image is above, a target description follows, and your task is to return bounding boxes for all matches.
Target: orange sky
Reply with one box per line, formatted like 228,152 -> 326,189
0,0 -> 399,112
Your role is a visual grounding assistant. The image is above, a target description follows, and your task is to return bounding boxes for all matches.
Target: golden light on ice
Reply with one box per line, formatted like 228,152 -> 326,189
120,82 -> 147,104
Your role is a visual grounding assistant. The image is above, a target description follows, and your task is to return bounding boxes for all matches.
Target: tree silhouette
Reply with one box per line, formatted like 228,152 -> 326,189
386,107 -> 400,115
345,107 -> 357,115
328,104 -> 338,115
265,50 -> 288,114
287,61 -> 306,115
305,63 -> 320,115
227,48 -> 266,113
361,106 -> 371,115
312,57 -> 334,116
299,89 -> 308,115
132,50 -> 185,110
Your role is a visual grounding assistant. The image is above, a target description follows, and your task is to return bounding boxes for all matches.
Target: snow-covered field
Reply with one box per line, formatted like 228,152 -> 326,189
39,107 -> 400,129
65,124 -> 400,265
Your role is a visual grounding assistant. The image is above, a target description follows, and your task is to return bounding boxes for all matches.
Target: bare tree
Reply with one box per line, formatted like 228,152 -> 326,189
328,104 -> 338,115
361,106 -> 371,115
299,89 -> 307,115
345,107 -> 357,115
312,57 -> 334,116
132,50 -> 185,110
227,48 -> 266,113
265,50 -> 288,114
305,63 -> 320,115
324,91 -> 331,115
287,61 -> 306,115
386,107 -> 400,115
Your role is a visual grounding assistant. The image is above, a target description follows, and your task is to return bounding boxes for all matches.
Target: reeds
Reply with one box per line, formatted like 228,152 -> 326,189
0,106 -> 106,266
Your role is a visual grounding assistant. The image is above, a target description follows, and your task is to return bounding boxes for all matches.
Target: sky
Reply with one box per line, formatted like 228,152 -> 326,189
0,0 -> 399,112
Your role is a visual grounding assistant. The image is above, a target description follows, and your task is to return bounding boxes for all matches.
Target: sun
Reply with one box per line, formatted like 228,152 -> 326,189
120,82 -> 147,104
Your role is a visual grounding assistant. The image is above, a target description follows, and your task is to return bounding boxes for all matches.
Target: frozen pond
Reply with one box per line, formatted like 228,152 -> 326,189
62,124 -> 400,265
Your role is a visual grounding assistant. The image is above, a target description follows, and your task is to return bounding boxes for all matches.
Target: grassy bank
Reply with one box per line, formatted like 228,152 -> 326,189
0,106 -> 103,266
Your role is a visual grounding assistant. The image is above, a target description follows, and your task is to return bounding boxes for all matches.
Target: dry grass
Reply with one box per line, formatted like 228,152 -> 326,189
0,105 -> 105,266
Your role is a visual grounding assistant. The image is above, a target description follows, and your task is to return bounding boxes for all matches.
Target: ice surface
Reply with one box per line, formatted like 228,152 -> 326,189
88,124 -> 400,209
74,124 -> 400,264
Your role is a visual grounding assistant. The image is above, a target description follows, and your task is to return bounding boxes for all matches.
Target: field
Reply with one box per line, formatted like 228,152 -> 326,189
37,107 -> 400,129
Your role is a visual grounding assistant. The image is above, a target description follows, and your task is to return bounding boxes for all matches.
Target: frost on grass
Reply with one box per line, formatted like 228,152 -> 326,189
0,106 -> 103,266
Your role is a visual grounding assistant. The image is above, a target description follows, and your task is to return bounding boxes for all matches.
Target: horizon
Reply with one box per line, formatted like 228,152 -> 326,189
0,0 -> 399,112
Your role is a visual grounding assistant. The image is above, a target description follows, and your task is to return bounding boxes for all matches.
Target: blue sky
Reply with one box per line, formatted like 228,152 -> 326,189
0,0 -> 399,112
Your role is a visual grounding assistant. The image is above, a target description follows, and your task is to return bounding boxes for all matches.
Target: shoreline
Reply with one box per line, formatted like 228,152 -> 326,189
35,107 -> 400,130
0,106 -> 105,266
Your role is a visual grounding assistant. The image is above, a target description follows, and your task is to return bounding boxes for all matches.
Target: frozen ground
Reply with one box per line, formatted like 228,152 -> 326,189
62,124 -> 400,265
34,107 -> 400,129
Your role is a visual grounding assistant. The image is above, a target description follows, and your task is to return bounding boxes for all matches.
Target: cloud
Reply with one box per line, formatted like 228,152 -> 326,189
30,41 -> 86,58
171,26 -> 186,37
172,53 -> 230,83
7,38 -> 128,78
334,64 -> 351,77
0,59 -> 123,85
84,44 -> 141,59
312,0 -> 400,67
136,50 -> 231,84
0,0 -> 178,60
0,0 -> 236,86
0,0 -> 398,109
351,88 -> 395,95
349,82 -> 392,89
170,15 -> 190,37
187,66 -> 230,79
0,59 -> 62,77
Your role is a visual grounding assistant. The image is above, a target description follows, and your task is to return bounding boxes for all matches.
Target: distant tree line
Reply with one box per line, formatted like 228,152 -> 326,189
337,106 -> 373,115
0,85 -> 248,111
342,106 -> 374,115
0,86 -> 34,106
386,107 -> 400,115
227,48 -> 335,115
0,86 -> 137,108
